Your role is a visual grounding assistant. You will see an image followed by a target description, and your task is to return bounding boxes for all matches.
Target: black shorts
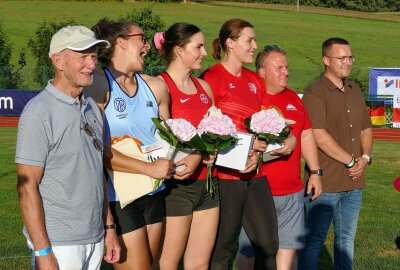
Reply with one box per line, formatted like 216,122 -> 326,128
163,177 -> 219,216
110,192 -> 165,236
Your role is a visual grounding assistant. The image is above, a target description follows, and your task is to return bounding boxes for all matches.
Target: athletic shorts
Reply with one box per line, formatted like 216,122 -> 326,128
239,189 -> 305,255
110,192 -> 165,236
163,177 -> 219,216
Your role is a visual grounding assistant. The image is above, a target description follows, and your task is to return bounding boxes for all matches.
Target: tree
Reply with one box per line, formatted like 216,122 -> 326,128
0,23 -> 26,89
120,7 -> 166,75
28,18 -> 76,87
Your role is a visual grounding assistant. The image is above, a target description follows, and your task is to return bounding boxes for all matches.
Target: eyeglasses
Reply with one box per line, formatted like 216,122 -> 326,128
83,122 -> 103,151
326,55 -> 355,63
263,44 -> 286,53
123,33 -> 147,44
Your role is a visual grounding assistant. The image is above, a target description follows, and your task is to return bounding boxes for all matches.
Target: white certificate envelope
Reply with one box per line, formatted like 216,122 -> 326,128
216,131 -> 254,171
153,132 -> 194,172
263,141 -> 283,162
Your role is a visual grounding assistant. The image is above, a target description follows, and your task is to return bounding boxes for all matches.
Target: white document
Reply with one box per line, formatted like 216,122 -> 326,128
154,132 -> 194,172
215,131 -> 254,171
263,141 -> 283,162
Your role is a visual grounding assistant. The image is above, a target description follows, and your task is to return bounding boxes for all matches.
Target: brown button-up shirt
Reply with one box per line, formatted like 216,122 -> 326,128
302,74 -> 372,192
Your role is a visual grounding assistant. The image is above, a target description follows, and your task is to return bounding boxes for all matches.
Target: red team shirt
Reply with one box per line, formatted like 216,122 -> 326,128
160,72 -> 213,180
260,88 -> 312,196
202,63 -> 265,180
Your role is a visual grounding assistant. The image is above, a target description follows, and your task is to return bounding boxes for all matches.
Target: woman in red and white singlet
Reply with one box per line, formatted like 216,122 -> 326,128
155,23 -> 219,270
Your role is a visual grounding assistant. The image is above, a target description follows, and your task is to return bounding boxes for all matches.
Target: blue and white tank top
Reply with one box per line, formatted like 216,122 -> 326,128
103,67 -> 164,201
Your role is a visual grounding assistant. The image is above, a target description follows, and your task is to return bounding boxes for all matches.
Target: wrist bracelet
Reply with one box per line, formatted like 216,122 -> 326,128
104,224 -> 116,230
34,246 -> 52,257
345,157 -> 355,168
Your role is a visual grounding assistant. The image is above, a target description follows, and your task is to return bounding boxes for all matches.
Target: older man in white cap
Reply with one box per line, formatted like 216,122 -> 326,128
16,25 -> 120,269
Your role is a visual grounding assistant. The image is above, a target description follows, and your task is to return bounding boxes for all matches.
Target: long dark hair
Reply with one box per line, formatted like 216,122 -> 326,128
159,22 -> 202,64
91,18 -> 138,65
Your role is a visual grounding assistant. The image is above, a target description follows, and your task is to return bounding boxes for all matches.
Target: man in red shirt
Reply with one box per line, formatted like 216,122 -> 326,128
236,45 -> 322,270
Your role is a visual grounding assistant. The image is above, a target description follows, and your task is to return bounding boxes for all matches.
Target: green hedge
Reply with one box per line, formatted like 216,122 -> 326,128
214,0 -> 400,12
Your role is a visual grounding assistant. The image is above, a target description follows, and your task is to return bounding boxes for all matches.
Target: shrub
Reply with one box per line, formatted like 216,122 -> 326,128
28,18 -> 76,87
120,7 -> 166,75
0,22 -> 26,89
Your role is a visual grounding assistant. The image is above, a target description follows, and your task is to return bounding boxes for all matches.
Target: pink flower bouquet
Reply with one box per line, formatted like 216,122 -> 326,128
245,106 -> 291,172
152,118 -> 206,190
198,107 -> 239,196
152,118 -> 206,150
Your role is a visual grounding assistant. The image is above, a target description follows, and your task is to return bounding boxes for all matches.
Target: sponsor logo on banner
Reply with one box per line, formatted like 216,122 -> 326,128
377,76 -> 400,95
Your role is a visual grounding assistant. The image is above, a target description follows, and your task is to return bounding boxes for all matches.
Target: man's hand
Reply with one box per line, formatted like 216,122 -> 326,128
174,152 -> 202,180
104,229 -> 121,264
349,157 -> 368,180
240,150 -> 258,174
148,158 -> 175,179
307,175 -> 322,200
35,252 -> 59,270
270,134 -> 296,156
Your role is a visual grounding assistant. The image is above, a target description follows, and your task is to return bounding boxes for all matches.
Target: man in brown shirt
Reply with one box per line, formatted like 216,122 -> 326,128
299,37 -> 372,270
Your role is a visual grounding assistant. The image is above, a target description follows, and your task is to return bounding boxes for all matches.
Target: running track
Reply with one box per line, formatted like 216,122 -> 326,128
1,117 -> 400,142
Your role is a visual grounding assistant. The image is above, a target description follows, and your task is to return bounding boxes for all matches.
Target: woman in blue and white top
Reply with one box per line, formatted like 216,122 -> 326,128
86,18 -> 200,270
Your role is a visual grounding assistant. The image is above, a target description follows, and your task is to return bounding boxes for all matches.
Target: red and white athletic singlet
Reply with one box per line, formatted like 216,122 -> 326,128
160,72 -> 213,180
201,63 -> 265,180
260,88 -> 312,195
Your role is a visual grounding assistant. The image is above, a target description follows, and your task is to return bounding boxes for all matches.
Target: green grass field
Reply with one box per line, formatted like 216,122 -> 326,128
1,126 -> 399,269
1,1 -> 400,92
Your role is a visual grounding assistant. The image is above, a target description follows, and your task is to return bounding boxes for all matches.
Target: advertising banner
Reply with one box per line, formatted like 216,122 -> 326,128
0,90 -> 40,116
369,68 -> 400,96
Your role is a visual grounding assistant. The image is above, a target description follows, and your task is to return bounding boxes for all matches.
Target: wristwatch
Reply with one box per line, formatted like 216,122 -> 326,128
104,223 -> 116,230
310,169 -> 323,176
362,154 -> 372,165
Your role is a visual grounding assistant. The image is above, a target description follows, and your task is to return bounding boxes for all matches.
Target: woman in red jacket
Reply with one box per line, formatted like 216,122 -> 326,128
201,18 -> 295,270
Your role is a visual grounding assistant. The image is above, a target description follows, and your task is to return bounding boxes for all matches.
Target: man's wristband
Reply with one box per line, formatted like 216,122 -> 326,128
362,154 -> 372,165
34,246 -> 52,257
345,157 -> 355,168
104,223 -> 116,230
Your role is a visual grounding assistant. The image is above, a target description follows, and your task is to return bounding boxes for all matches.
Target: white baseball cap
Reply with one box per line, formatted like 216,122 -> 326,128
49,25 -> 110,57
